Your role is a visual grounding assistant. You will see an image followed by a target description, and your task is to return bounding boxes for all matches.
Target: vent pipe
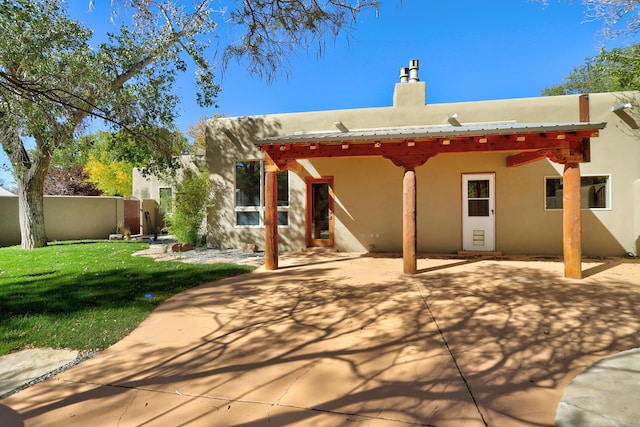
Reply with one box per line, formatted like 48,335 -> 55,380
408,59 -> 419,82
399,67 -> 409,83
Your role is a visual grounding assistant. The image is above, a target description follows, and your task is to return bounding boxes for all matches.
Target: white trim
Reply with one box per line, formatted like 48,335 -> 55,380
543,174 -> 612,211
233,159 -> 291,228
158,186 -> 174,214
462,173 -> 496,252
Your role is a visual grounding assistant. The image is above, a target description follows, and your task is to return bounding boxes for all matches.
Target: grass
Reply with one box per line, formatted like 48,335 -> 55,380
0,241 -> 254,355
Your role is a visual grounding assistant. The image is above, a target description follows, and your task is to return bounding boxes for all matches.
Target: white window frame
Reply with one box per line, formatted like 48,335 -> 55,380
544,174 -> 612,211
158,186 -> 174,214
233,160 -> 290,228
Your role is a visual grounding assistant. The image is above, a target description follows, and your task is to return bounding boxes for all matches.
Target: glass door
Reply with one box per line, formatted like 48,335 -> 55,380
306,177 -> 334,247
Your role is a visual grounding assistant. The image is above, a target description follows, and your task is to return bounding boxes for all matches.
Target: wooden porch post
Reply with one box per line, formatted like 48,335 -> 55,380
264,159 -> 279,270
563,162 -> 582,279
403,167 -> 417,274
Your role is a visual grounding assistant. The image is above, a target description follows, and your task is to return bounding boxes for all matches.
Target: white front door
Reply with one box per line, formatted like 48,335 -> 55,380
462,173 -> 495,251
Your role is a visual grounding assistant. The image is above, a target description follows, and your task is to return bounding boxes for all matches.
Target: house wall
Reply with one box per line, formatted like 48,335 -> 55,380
206,120 -> 308,250
206,83 -> 640,256
132,156 -> 204,234
132,169 -> 166,231
0,196 -> 127,246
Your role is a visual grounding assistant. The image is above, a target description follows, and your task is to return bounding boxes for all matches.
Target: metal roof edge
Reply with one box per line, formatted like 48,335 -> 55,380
257,121 -> 607,145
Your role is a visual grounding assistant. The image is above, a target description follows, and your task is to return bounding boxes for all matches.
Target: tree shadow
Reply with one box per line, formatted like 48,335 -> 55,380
3,257 -> 640,426
413,260 -> 640,425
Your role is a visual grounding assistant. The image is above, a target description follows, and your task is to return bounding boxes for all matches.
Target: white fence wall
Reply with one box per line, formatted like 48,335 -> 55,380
0,196 -> 127,247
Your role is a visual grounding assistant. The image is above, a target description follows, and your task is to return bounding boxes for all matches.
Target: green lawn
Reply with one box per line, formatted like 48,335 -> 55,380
0,241 -> 254,355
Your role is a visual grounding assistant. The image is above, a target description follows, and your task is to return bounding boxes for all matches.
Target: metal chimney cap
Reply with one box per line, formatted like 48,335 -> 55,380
408,59 -> 419,82
399,67 -> 409,83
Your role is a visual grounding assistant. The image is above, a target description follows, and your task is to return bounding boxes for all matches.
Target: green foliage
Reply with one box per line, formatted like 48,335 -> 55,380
0,0 -> 96,131
105,128 -> 188,176
542,44 -> 640,95
187,114 -> 213,155
1,0 -> 379,248
164,167 -> 212,246
0,241 -> 254,355
223,0 -> 379,80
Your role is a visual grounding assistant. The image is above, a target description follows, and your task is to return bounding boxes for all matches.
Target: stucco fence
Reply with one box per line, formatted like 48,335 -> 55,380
0,196 -> 160,247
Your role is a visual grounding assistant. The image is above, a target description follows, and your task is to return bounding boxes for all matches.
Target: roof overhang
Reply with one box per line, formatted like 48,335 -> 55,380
256,121 -> 606,168
258,122 -> 605,145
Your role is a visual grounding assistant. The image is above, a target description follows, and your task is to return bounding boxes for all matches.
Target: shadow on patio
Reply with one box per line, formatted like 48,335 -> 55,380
2,254 -> 639,426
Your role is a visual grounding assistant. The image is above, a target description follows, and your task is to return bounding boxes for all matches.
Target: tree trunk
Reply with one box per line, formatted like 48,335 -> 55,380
17,164 -> 48,249
3,124 -> 54,249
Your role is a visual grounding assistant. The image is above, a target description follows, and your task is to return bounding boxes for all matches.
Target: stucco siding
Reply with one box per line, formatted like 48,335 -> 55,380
205,88 -> 640,257
0,196 -> 127,246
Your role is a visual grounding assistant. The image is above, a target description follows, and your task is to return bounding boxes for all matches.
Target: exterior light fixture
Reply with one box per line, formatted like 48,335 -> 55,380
334,121 -> 349,132
612,102 -> 638,129
612,103 -> 633,112
447,113 -> 462,127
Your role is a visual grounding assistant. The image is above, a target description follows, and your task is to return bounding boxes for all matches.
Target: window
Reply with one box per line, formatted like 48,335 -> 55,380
545,175 -> 610,210
159,187 -> 173,214
234,161 -> 289,227
467,179 -> 490,216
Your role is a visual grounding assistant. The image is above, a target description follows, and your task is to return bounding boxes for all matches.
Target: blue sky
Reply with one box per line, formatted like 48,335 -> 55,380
0,0 -> 629,188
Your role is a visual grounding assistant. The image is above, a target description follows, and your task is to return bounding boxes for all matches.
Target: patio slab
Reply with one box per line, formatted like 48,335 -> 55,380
556,347 -> 640,426
1,253 -> 639,426
0,349 -> 78,398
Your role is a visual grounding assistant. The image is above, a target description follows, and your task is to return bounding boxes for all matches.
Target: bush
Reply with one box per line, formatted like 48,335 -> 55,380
164,168 -> 211,246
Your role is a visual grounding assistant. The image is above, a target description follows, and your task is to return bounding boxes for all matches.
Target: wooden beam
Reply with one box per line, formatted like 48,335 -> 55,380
264,159 -> 279,270
274,159 -> 304,174
385,153 -> 434,169
563,162 -> 582,279
261,131 -> 597,164
579,94 -> 592,164
579,94 -> 590,122
403,167 -> 417,274
506,151 -> 546,168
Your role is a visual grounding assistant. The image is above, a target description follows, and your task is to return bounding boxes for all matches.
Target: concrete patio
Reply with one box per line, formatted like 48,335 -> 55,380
1,253 -> 639,426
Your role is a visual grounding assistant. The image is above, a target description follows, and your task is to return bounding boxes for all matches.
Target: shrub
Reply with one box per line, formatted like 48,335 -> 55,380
164,168 -> 211,246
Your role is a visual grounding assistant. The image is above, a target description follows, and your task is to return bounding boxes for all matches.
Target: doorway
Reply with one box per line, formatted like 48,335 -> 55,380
306,177 -> 334,248
462,173 -> 495,251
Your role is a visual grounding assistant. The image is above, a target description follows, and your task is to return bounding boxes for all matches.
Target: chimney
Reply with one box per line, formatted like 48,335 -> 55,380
399,67 -> 409,83
408,59 -> 419,82
393,59 -> 426,107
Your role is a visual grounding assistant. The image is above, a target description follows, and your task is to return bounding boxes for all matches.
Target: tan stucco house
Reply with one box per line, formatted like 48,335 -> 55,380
132,154 -> 205,234
138,59 -> 640,278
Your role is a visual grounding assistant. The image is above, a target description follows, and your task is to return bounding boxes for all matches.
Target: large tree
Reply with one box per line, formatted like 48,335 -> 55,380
0,0 -> 378,249
43,135 -> 101,195
84,129 -> 187,197
186,113 -> 225,155
542,44 -> 640,95
536,0 -> 640,39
